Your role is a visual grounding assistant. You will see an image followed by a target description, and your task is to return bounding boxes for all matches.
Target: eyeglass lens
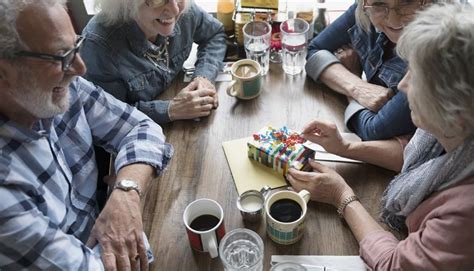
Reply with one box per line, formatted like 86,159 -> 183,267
365,1 -> 421,18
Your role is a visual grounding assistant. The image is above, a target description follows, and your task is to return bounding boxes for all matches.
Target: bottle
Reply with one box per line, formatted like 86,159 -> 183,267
313,0 -> 328,37
217,0 -> 235,36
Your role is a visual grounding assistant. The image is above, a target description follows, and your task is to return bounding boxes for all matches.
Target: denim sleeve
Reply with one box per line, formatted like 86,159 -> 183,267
346,90 -> 417,141
81,35 -> 172,124
136,100 -> 172,124
81,35 -> 128,101
190,3 -> 227,82
305,4 -> 357,81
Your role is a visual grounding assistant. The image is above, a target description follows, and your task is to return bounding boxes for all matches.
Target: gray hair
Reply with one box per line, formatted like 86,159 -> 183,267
397,3 -> 474,137
355,0 -> 452,33
96,0 -> 191,26
0,0 -> 66,59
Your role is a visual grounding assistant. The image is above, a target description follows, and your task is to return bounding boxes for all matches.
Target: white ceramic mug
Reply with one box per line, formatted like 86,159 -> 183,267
265,190 -> 310,245
183,198 -> 225,258
226,59 -> 263,100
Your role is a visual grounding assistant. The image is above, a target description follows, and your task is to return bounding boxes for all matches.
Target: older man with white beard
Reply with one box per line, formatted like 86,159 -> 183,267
0,0 -> 173,270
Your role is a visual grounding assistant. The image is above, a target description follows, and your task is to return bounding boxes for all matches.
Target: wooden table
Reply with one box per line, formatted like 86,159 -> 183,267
142,63 -> 396,270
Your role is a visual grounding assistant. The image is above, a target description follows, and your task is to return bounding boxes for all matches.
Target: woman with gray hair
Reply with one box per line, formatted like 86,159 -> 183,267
289,3 -> 474,270
80,0 -> 226,123
306,0 -> 449,141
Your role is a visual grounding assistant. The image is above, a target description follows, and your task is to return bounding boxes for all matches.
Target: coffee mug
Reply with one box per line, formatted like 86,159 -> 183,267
183,198 -> 225,258
226,59 -> 262,100
265,189 -> 310,245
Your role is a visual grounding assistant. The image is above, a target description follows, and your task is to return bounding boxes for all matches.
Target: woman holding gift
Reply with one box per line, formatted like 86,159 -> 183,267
290,4 -> 474,270
81,0 -> 226,123
305,0 -> 450,141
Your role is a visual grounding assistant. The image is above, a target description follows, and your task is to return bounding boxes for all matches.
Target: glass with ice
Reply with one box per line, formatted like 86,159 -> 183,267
243,21 -> 272,75
219,228 -> 264,271
280,18 -> 310,75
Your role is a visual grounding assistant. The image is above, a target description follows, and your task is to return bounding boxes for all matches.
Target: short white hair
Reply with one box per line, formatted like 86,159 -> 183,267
397,3 -> 474,136
96,0 -> 191,26
0,0 -> 66,59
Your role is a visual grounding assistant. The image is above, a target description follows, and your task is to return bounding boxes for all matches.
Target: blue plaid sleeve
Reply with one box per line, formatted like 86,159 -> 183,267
70,77 -> 174,175
0,184 -> 104,270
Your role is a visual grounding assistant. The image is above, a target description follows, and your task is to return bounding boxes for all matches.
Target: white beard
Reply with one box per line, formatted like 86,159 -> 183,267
11,70 -> 71,119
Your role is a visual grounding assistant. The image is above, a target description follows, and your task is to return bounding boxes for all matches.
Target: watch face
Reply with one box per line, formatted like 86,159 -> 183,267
121,180 -> 136,188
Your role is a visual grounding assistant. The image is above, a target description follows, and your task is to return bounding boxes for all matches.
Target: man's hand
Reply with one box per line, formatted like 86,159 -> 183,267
86,190 -> 148,271
192,76 -> 218,108
301,119 -> 350,156
351,82 -> 393,112
169,80 -> 217,120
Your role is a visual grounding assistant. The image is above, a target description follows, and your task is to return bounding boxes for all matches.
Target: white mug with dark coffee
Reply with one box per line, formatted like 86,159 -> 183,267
183,198 -> 225,258
265,190 -> 310,245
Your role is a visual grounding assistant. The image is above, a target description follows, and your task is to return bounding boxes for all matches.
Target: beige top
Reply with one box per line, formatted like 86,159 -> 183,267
360,177 -> 474,270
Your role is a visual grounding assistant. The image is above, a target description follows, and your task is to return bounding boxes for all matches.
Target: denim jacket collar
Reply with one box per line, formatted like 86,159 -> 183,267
127,20 -> 181,57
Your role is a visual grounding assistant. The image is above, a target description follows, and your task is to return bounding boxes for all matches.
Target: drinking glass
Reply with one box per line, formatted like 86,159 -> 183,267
243,21 -> 272,75
280,18 -> 310,75
219,228 -> 264,271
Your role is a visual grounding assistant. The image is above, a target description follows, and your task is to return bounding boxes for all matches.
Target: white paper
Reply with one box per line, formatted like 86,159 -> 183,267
271,255 -> 366,271
303,133 -> 363,164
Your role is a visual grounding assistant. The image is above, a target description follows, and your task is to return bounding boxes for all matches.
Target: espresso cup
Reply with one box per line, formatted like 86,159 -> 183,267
226,59 -> 262,100
265,189 -> 310,245
183,198 -> 225,258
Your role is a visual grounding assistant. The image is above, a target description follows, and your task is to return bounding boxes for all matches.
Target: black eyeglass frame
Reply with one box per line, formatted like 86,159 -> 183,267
14,36 -> 85,71
145,0 -> 183,8
363,0 -> 426,18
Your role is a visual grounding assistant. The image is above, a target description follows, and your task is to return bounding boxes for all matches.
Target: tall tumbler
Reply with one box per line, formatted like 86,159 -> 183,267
243,21 -> 272,76
280,18 -> 310,75
219,228 -> 264,271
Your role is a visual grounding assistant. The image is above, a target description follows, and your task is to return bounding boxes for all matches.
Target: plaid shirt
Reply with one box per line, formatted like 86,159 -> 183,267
0,77 -> 173,270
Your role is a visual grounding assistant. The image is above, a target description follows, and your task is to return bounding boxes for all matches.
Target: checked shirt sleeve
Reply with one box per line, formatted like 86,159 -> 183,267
74,77 -> 173,175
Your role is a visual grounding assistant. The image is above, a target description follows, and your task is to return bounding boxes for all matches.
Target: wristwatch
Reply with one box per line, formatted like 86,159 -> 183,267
113,179 -> 143,198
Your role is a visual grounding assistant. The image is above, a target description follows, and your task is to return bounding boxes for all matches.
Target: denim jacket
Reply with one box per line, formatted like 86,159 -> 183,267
81,3 -> 226,124
305,4 -> 416,140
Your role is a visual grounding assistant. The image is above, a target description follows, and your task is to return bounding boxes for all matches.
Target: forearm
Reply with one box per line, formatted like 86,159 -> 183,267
319,63 -> 365,98
343,139 -> 403,171
115,163 -> 156,194
343,200 -> 384,242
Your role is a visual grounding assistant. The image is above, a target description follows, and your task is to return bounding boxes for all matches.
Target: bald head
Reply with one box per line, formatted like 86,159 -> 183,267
0,0 -> 68,59
16,2 -> 76,55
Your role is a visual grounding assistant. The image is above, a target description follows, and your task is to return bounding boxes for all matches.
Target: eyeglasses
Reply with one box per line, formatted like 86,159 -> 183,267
14,36 -> 84,71
145,0 -> 184,8
363,0 -> 425,19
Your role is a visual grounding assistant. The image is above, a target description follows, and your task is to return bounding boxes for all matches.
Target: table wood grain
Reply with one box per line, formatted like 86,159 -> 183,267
141,64 -> 397,270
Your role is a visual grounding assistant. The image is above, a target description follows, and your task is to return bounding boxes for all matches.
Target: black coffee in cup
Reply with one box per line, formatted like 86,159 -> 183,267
190,214 -> 220,231
269,199 -> 302,223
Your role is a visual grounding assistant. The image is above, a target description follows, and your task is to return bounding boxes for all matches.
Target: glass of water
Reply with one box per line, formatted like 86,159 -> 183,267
243,21 -> 272,76
219,228 -> 264,271
280,18 -> 310,75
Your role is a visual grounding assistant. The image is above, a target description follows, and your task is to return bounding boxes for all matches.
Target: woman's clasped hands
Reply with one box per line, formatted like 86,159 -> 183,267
169,77 -> 218,121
